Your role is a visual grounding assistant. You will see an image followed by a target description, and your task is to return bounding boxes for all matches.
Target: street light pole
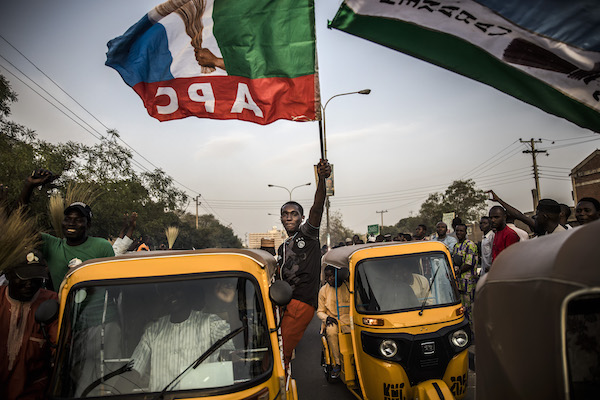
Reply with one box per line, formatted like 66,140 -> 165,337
320,89 -> 371,160
268,182 -> 312,201
319,89 -> 371,249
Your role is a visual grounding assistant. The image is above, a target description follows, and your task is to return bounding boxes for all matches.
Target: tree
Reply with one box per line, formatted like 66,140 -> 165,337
0,74 -> 241,250
321,210 -> 358,247
418,180 -> 487,229
395,216 -> 426,236
0,75 -> 17,119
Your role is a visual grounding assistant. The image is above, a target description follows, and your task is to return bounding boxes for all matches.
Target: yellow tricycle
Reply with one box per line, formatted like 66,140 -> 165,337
320,241 -> 471,399
36,249 -> 297,400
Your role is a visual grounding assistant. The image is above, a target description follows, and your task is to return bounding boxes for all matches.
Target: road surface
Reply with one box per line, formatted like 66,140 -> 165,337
290,315 -> 476,399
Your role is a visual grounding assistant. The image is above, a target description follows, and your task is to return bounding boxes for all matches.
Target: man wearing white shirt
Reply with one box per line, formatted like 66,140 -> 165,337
506,216 -> 529,242
479,216 -> 494,276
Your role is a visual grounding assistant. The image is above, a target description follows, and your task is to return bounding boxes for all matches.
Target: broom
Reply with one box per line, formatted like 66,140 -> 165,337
48,192 -> 65,238
48,183 -> 103,238
65,182 -> 102,209
0,205 -> 41,275
165,226 -> 179,249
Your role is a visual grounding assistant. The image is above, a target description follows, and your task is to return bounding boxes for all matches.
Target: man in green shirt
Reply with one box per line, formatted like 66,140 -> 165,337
20,169 -> 114,291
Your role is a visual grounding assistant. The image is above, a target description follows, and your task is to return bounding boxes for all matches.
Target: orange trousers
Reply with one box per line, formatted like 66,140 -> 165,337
281,298 -> 315,369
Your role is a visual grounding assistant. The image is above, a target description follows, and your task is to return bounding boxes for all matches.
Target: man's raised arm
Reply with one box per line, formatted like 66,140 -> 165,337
18,168 -> 56,207
307,159 -> 331,228
487,190 -> 535,231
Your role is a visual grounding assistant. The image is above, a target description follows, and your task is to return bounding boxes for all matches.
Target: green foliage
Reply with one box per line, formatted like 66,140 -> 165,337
380,225 -> 399,237
320,209 -> 358,247
418,180 -> 487,229
0,75 -> 17,118
395,216 -> 427,237
0,74 -> 241,249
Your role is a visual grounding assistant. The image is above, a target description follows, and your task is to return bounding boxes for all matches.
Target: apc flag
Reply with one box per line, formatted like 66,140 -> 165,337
329,0 -> 600,133
106,0 -> 318,125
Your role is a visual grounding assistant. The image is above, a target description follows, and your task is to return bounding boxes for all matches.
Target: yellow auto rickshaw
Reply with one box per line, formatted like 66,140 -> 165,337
475,220 -> 600,400
35,249 -> 297,400
320,241 -> 471,399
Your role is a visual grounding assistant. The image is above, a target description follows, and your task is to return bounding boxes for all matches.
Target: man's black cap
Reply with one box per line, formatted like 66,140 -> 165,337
64,202 -> 93,221
9,250 -> 49,280
537,199 -> 561,214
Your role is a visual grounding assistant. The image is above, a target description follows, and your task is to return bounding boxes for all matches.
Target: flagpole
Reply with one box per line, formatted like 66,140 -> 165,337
318,119 -> 326,160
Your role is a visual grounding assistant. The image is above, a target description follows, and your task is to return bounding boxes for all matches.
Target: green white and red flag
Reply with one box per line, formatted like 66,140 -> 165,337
329,0 -> 600,133
106,0 -> 319,125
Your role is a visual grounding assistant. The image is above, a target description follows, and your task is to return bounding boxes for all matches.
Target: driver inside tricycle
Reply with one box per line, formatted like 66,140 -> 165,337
51,275 -> 274,397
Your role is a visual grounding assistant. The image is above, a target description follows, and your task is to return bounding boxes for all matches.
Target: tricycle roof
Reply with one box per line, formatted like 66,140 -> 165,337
322,240 -> 451,270
62,248 -> 278,285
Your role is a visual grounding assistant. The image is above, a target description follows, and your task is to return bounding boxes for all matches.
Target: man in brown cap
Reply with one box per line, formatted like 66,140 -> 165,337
1,251 -> 58,400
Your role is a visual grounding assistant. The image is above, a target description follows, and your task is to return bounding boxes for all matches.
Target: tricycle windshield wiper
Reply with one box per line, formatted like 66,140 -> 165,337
81,360 -> 134,397
154,324 -> 246,400
418,263 -> 442,316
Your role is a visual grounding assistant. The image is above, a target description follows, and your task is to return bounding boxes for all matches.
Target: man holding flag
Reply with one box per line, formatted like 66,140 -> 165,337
277,159 -> 331,372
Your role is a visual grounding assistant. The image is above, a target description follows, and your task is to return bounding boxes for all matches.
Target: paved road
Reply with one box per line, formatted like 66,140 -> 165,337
292,315 -> 357,399
290,315 -> 476,399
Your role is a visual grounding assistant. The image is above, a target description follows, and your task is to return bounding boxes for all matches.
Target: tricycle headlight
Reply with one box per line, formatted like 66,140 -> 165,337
379,339 -> 398,358
450,329 -> 469,348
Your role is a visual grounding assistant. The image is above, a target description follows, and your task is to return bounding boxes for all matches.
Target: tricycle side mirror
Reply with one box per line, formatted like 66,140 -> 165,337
35,299 -> 59,326
269,280 -> 293,306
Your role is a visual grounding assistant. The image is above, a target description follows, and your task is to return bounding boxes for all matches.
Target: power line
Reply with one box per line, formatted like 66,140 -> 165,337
538,165 -> 570,170
0,40 -> 224,224
468,146 -> 526,179
481,177 -> 532,188
0,63 -> 104,141
460,140 -> 521,179
542,137 -> 600,150
0,55 -> 107,140
539,135 -> 599,142
474,168 -> 531,182
0,35 -> 171,177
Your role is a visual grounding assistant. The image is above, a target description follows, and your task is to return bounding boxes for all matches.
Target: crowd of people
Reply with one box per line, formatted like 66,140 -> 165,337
1,160 -> 599,397
316,191 -> 600,371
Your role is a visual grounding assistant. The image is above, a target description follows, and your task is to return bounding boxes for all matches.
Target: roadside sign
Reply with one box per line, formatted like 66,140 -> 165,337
442,212 -> 455,232
367,224 -> 379,236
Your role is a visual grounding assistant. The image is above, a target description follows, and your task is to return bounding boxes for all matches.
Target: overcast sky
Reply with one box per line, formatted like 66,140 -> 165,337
1,0 -> 598,243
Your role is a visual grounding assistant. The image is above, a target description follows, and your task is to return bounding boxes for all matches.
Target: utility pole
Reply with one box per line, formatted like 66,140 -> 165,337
376,210 -> 388,229
520,138 -> 547,210
195,195 -> 201,229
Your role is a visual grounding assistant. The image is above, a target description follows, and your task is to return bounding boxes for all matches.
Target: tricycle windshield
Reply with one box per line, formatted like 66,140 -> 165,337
355,252 -> 458,313
51,274 -> 272,397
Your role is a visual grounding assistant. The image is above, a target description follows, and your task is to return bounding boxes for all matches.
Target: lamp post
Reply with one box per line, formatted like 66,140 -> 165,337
320,89 -> 371,160
319,89 -> 371,249
267,182 -> 312,201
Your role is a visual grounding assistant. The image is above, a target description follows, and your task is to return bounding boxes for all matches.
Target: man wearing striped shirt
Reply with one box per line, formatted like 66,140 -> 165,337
130,288 -> 232,392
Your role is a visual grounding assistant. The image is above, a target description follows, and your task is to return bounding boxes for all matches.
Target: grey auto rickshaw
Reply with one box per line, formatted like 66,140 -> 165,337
475,219 -> 600,400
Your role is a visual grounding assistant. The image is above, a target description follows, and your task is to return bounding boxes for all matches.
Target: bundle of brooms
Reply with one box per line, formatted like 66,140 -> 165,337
165,226 -> 179,249
0,205 -> 41,275
48,183 -> 102,238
